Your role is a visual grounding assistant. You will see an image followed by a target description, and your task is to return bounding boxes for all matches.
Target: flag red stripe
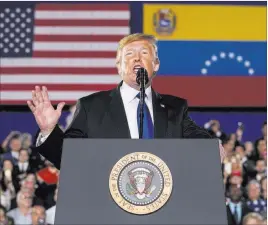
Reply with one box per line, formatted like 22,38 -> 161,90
1,84 -> 117,91
33,51 -> 116,58
153,76 -> 266,107
1,100 -> 77,105
1,67 -> 118,74
35,19 -> 129,27
34,35 -> 124,42
36,3 -> 129,11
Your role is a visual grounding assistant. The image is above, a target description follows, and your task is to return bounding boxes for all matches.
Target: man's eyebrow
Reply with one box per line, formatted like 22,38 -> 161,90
125,48 -> 134,52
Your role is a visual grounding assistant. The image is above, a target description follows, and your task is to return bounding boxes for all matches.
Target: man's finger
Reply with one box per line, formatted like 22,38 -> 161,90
32,90 -> 39,106
27,100 -> 36,113
42,86 -> 49,102
56,102 -> 65,114
35,86 -> 44,103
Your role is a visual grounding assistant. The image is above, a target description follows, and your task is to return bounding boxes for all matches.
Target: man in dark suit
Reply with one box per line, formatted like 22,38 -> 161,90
13,149 -> 35,183
0,134 -> 21,167
27,33 -> 225,170
226,185 -> 253,225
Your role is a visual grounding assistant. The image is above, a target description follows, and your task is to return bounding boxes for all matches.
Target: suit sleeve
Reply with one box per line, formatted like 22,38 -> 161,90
31,99 -> 88,170
182,100 -> 212,138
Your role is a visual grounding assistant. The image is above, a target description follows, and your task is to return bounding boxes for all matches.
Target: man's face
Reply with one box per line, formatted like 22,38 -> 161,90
257,140 -> 267,160
19,150 -> 29,162
245,141 -> 254,155
230,133 -> 236,141
26,174 -> 36,182
22,137 -> 32,149
32,206 -> 46,225
118,40 -> 159,89
256,160 -> 266,173
248,183 -> 260,200
235,146 -> 245,158
230,186 -> 242,202
23,174 -> 36,191
230,175 -> 243,185
19,191 -> 33,208
9,137 -> 22,152
211,121 -> 220,133
3,160 -> 13,170
258,140 -> 266,152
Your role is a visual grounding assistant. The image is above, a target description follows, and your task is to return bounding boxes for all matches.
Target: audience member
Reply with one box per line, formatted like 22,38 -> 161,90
7,191 -> 33,224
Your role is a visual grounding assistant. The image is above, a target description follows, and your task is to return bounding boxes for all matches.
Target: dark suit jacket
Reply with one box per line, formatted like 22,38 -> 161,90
13,163 -> 35,190
226,203 -> 253,225
13,163 -> 34,175
32,82 -> 212,169
0,152 -> 18,166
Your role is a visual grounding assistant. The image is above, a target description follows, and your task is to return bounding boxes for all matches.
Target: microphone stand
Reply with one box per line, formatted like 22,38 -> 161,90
138,69 -> 146,139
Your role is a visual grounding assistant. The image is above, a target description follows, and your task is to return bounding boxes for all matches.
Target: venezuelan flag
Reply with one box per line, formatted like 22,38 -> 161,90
143,3 -> 267,107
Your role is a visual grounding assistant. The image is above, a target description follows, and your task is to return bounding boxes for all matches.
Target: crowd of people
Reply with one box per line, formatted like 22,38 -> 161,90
207,119 -> 267,225
0,113 -> 266,225
0,131 -> 58,225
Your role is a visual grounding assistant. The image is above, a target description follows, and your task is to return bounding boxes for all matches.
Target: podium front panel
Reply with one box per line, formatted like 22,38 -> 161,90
55,139 -> 227,224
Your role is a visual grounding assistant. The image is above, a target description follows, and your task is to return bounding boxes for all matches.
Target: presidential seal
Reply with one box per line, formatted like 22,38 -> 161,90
109,152 -> 173,215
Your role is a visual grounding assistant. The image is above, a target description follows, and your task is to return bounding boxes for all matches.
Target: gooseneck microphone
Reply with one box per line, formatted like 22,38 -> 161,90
136,68 -> 149,139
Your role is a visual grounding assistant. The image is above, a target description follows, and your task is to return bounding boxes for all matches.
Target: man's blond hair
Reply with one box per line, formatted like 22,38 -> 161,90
116,33 -> 159,65
243,212 -> 264,224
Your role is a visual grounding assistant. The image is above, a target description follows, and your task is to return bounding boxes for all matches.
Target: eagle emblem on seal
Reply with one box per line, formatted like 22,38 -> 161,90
127,168 -> 156,200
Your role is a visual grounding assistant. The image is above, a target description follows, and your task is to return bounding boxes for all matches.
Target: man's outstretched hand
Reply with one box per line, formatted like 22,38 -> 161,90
27,86 -> 65,136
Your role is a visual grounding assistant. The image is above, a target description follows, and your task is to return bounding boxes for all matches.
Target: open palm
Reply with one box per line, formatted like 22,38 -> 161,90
27,86 -> 65,135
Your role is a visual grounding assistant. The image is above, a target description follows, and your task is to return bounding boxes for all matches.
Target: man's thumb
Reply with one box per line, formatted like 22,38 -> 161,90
56,102 -> 65,113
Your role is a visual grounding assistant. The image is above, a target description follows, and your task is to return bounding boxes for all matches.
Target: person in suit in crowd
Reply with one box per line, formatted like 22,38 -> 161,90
246,180 -> 267,213
27,33 -> 225,170
0,131 -> 21,155
13,149 -> 34,185
0,135 -> 22,167
226,185 -> 253,225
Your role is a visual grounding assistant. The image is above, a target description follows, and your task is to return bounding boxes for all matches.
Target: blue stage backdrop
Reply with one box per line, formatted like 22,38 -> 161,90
0,111 -> 265,144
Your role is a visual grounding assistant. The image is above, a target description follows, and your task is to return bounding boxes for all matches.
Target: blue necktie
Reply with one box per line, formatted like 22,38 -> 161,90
136,93 -> 154,139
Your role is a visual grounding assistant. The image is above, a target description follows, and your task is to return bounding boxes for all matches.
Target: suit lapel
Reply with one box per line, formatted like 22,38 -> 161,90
107,82 -> 131,138
106,82 -> 169,138
152,89 -> 168,138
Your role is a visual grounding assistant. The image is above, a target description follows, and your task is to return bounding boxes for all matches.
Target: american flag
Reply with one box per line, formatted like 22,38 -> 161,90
0,3 -> 130,105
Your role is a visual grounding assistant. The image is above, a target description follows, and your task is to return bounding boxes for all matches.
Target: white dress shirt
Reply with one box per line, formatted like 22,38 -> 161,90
36,81 -> 154,145
228,201 -> 242,223
18,162 -> 29,172
11,151 -> 19,159
46,205 -> 56,224
120,81 -> 154,139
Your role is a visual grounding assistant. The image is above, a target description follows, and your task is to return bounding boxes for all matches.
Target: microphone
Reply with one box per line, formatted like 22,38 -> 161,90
136,67 -> 149,86
136,67 -> 148,139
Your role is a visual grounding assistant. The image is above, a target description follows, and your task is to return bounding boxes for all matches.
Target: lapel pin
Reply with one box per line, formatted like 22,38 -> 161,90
160,104 -> 165,108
